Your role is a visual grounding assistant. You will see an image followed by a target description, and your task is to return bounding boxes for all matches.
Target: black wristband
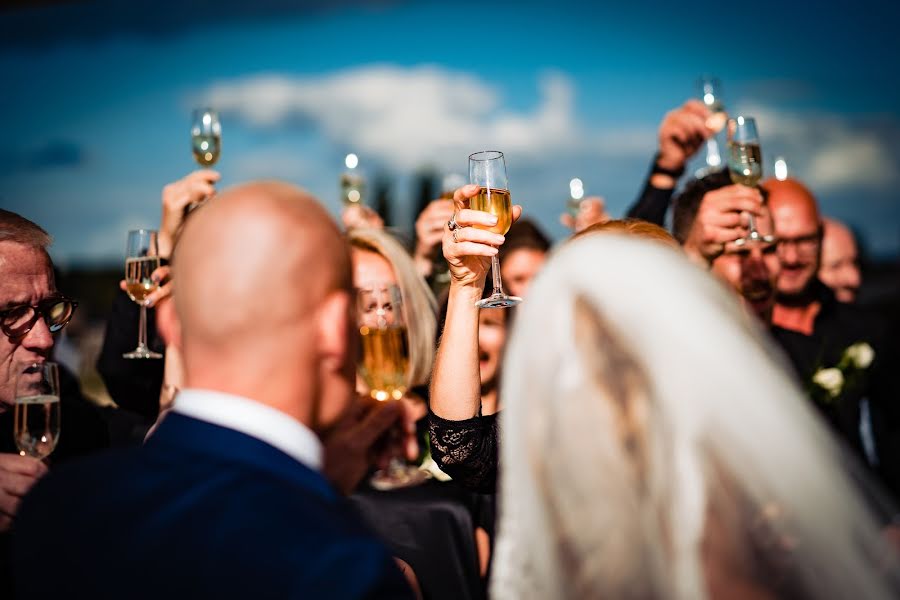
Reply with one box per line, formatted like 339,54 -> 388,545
650,154 -> 685,179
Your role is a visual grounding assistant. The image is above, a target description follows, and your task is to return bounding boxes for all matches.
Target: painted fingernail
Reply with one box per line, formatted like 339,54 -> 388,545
489,216 -> 498,224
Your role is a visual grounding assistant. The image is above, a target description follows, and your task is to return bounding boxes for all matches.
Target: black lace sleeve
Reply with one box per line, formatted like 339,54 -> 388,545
428,411 -> 499,493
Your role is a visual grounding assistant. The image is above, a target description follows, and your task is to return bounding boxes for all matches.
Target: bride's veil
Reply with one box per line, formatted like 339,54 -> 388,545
491,234 -> 899,599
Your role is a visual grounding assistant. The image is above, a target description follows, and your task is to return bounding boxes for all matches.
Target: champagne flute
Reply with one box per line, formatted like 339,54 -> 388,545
696,76 -> 726,177
727,116 -> 773,246
15,361 -> 61,460
567,177 -> 585,217
341,153 -> 365,206
469,150 -> 521,308
123,229 -> 163,359
358,284 -> 428,490
191,108 -> 221,168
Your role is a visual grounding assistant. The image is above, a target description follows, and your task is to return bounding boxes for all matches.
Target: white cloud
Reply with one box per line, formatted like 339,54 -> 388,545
732,102 -> 899,191
201,65 -> 651,171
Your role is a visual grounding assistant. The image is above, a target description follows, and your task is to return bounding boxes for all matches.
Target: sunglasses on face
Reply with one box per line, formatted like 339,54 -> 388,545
0,297 -> 78,339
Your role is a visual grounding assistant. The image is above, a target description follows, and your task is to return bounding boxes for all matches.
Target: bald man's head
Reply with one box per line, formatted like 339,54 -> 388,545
168,181 -> 353,426
820,218 -> 861,303
762,178 -> 822,299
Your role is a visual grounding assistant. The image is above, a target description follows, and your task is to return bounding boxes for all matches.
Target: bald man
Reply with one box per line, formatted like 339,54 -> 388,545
765,178 -> 900,499
12,183 -> 415,599
819,218 -> 861,303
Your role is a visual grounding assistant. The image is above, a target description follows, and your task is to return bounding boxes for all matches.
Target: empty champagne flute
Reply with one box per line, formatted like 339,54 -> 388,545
469,150 -> 521,308
123,229 -> 163,359
15,361 -> 61,460
697,76 -> 726,176
191,108 -> 221,168
727,116 -> 773,246
358,284 -> 428,490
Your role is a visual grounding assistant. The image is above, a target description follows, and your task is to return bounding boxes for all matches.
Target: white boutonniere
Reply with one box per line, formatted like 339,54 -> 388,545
811,342 -> 875,403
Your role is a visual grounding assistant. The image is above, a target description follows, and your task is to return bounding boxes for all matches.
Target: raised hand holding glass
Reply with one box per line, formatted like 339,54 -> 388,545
469,150 -> 521,308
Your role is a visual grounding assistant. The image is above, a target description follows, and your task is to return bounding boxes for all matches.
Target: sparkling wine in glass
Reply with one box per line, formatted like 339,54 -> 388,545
191,108 -> 221,168
341,153 -> 365,206
696,76 -> 726,176
15,362 -> 61,460
469,150 -> 521,308
123,229 -> 163,359
727,116 -> 772,246
358,284 -> 428,490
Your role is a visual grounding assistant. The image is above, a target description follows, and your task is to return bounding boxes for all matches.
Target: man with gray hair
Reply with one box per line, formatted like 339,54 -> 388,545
0,209 -> 108,592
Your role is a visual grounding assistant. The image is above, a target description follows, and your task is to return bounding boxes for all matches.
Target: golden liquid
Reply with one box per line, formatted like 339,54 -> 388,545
125,256 -> 160,305
15,394 -> 60,459
728,142 -> 762,187
341,173 -> 364,205
440,190 -> 455,200
192,134 -> 221,167
359,325 -> 409,401
470,187 -> 512,235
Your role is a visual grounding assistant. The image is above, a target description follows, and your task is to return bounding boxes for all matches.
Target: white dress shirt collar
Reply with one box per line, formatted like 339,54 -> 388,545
172,388 -> 323,471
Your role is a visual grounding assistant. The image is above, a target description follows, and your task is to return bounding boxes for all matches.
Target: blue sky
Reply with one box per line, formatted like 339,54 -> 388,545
1,0 -> 898,266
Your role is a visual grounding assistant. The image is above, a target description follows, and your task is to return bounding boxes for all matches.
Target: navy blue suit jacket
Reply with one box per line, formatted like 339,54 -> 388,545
13,413 -> 413,599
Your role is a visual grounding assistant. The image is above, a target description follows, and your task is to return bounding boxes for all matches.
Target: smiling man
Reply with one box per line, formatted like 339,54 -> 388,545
674,171 -> 780,323
764,179 -> 900,497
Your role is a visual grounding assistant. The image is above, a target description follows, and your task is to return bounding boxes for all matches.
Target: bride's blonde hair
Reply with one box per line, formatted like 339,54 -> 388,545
492,234 -> 898,599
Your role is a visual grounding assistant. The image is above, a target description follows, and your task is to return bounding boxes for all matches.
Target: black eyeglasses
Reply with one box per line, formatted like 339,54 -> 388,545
0,297 -> 78,338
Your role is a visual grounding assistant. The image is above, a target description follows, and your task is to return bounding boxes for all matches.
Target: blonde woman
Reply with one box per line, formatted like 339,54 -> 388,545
348,227 -> 491,600
348,227 -> 437,402
492,234 -> 899,599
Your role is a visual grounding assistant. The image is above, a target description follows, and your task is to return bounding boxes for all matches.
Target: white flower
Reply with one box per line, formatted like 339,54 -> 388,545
813,368 -> 844,397
845,342 -> 875,370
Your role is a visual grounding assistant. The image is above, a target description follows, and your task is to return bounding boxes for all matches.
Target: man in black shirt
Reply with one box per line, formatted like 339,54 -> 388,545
765,178 -> 900,498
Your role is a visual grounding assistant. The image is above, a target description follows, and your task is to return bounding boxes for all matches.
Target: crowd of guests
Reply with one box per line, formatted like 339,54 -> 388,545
0,95 -> 898,598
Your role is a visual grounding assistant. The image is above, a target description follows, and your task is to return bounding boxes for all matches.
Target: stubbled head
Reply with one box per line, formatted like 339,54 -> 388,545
163,181 -> 353,430
763,178 -> 822,300
819,218 -> 860,303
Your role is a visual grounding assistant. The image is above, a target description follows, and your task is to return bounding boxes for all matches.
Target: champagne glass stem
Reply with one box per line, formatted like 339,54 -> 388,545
747,213 -> 758,237
705,138 -> 721,168
490,255 -> 505,297
137,304 -> 149,352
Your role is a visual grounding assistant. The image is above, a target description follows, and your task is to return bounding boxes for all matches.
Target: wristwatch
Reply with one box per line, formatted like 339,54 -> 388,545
650,154 -> 685,179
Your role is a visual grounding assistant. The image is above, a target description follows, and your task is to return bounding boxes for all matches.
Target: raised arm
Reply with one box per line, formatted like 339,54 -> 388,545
627,99 -> 713,224
429,184 -> 520,420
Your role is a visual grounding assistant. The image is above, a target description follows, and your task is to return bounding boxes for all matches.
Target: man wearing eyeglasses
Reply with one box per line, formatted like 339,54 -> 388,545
765,179 -> 900,500
0,209 -> 109,592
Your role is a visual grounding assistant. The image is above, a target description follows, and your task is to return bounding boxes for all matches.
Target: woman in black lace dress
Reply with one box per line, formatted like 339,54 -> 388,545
428,184 -> 525,492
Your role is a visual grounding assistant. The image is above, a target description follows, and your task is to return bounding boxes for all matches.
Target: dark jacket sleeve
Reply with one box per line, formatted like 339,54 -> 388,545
96,291 -> 165,421
625,161 -> 676,226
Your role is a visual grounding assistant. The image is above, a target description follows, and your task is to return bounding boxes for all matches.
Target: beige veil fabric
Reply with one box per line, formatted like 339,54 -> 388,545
491,234 -> 898,599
